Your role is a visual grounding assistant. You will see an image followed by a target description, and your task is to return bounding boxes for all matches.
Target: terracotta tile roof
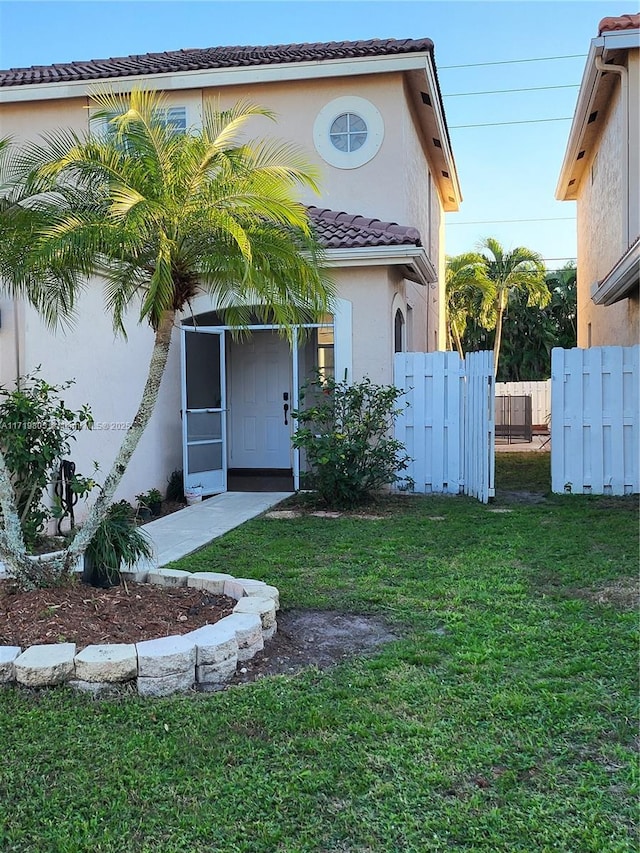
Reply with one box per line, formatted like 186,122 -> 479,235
0,38 -> 434,88
598,13 -> 640,34
308,206 -> 422,249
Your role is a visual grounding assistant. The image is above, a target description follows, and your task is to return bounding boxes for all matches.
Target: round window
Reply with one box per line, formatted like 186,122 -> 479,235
313,97 -> 384,170
329,113 -> 368,153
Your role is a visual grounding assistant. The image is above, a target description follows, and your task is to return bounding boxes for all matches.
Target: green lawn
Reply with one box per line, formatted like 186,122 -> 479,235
1,455 -> 637,852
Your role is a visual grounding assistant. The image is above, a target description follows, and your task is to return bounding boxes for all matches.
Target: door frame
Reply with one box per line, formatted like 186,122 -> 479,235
181,326 -> 227,495
181,312 -> 347,492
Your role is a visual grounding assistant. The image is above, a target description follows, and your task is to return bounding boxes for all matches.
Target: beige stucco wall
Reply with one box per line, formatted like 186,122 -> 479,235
15,292 -> 183,508
0,71 -> 446,501
575,48 -> 640,347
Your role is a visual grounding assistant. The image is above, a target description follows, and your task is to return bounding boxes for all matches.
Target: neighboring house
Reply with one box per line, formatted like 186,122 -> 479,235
556,14 -> 640,348
0,38 -> 461,498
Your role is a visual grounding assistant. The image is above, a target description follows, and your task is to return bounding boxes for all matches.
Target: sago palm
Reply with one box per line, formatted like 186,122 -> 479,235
0,89 -> 334,585
477,237 -> 548,377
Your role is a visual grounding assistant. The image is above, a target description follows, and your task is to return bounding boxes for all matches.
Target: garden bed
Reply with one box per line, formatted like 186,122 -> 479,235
0,579 -> 235,648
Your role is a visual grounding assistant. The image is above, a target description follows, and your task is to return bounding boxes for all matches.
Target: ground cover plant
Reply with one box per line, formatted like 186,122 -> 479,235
0,454 -> 637,852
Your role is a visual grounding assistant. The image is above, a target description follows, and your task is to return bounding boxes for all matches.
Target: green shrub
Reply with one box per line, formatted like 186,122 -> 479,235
292,375 -> 413,508
135,488 -> 163,516
166,469 -> 185,503
0,370 -> 94,546
84,500 -> 153,587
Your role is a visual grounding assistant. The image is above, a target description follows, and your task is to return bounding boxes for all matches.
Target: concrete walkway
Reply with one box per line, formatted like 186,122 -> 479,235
143,491 -> 291,566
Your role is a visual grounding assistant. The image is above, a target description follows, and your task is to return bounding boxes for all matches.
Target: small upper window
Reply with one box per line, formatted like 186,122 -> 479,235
154,106 -> 188,135
313,97 -> 384,170
329,113 -> 367,153
91,106 -> 188,138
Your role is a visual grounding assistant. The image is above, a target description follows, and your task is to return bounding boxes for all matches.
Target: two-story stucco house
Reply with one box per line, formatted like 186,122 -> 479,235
0,37 -> 461,499
556,14 -> 639,348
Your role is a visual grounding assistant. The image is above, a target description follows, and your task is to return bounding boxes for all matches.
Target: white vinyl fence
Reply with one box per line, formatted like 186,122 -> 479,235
551,346 -> 639,495
464,351 -> 496,503
495,380 -> 551,427
394,350 -> 495,503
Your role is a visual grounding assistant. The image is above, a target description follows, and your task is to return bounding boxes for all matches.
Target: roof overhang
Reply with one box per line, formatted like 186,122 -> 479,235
0,52 -> 429,103
591,238 -> 640,304
404,62 -> 462,212
0,45 -> 462,214
556,28 -> 640,200
323,244 -> 437,286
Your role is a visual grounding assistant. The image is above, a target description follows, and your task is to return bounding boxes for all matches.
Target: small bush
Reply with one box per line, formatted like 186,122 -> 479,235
84,500 -> 153,587
166,469 -> 185,503
0,370 -> 94,545
292,375 -> 412,508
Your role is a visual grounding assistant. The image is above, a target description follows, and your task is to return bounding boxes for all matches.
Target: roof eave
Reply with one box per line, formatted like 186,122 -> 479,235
590,239 -> 640,304
404,60 -> 462,212
0,51 -> 433,104
556,29 -> 640,200
324,245 -> 436,285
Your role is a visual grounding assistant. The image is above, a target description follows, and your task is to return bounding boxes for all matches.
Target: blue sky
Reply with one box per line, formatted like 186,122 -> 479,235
0,0 -> 625,268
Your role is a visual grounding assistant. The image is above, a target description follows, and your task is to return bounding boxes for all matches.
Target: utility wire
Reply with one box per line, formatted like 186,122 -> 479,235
450,116 -> 573,128
443,83 -> 580,97
440,53 -> 587,69
448,217 -> 576,225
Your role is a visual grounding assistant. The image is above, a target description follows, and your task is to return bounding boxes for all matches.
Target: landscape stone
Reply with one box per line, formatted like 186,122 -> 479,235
0,646 -> 21,683
224,579 -> 248,601
225,612 -> 264,661
137,669 -> 195,697
14,643 -> 76,687
146,568 -> 190,587
74,644 -> 137,683
187,572 -> 233,594
119,569 -> 149,584
195,658 -> 238,686
233,596 -> 277,632
136,634 -> 196,677
244,583 -> 280,610
185,621 -> 238,665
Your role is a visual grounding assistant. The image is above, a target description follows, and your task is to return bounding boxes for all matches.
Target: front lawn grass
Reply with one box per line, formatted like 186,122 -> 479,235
1,455 -> 637,852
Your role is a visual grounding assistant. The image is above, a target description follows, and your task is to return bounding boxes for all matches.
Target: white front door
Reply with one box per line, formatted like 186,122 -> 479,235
228,332 -> 292,469
181,328 -> 227,495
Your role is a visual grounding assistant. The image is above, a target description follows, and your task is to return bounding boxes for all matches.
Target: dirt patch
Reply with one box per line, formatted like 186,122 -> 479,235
580,577 -> 639,611
494,490 -> 548,504
0,579 -> 234,648
230,610 -> 398,684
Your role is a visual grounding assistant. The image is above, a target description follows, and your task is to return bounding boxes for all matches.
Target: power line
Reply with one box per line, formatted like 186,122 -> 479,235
440,53 -> 587,69
443,83 -> 580,97
450,116 -> 573,129
448,217 -> 576,225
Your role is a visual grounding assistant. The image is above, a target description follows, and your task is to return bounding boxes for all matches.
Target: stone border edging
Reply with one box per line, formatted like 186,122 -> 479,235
0,570 -> 279,697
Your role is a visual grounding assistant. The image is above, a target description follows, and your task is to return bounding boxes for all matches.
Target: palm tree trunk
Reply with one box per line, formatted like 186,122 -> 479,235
493,294 -> 507,378
64,310 -> 176,568
451,319 -> 465,360
0,449 -> 33,583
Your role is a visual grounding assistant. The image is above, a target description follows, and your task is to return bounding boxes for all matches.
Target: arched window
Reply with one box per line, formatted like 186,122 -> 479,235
394,309 -> 405,353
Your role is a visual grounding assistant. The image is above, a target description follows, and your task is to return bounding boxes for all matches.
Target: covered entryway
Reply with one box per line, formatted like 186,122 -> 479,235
181,303 -> 351,496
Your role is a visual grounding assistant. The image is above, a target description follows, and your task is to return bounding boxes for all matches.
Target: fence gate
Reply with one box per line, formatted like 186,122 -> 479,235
464,351 -> 496,502
551,345 -> 639,494
394,350 -> 495,503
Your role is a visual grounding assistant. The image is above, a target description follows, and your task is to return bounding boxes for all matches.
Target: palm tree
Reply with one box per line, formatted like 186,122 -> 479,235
476,237 -> 549,377
445,252 -> 492,358
0,90 -> 333,587
546,262 -> 577,349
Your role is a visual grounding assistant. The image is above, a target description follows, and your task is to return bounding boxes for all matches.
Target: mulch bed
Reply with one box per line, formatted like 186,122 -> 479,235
0,579 -> 235,649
